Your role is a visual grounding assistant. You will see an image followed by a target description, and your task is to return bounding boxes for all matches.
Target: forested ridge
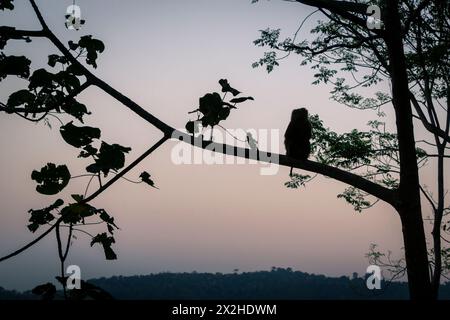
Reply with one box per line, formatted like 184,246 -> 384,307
2,268 -> 450,300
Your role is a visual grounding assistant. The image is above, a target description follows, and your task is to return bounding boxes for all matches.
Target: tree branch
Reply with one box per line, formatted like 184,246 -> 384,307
409,92 -> 450,143
403,0 -> 433,35
0,26 -> 46,39
293,0 -> 384,37
169,132 -> 398,207
83,135 -> 168,202
0,222 -> 58,263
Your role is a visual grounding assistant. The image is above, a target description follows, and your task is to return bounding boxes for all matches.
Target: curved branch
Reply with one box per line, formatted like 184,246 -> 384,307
169,131 -> 397,207
83,135 -> 168,202
0,26 -> 46,39
409,92 -> 450,143
0,221 -> 59,263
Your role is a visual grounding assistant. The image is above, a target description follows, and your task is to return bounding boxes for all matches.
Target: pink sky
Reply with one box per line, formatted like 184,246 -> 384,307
0,0 -> 445,290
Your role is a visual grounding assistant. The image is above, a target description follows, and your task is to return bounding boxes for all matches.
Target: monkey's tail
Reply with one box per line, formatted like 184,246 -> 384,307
289,166 -> 293,176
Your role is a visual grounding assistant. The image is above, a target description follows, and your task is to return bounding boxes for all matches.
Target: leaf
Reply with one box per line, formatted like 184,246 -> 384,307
71,194 -> 84,203
79,144 -> 98,158
217,107 -> 230,121
140,171 -> 157,188
199,92 -> 222,115
31,163 -> 71,195
0,54 -> 31,80
7,89 -> 35,108
27,199 -> 63,232
31,283 -> 56,300
197,92 -> 232,127
68,40 -> 79,51
416,147 -> 427,159
107,224 -> 115,234
0,0 -> 14,10
222,102 -> 237,109
284,173 -> 311,189
218,79 -> 241,96
28,68 -> 54,89
61,99 -> 91,123
337,187 -> 371,212
91,233 -> 117,260
66,63 -> 84,76
60,121 -> 101,148
48,54 -> 68,67
78,35 -> 105,68
230,96 -> 254,104
55,70 -> 81,91
60,203 -> 96,224
86,142 -> 131,176
97,209 -> 118,231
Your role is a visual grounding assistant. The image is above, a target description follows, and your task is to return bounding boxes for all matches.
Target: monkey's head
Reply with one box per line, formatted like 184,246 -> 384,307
291,108 -> 308,121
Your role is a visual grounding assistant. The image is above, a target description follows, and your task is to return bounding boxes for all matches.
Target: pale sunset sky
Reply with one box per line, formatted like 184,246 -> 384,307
0,0 -> 444,290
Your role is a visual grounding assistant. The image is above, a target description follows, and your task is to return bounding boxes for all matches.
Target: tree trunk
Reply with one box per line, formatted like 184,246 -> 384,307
398,206 -> 433,299
384,0 -> 432,299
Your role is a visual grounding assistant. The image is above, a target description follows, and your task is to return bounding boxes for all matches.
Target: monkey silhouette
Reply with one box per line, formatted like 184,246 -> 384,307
284,108 -> 312,175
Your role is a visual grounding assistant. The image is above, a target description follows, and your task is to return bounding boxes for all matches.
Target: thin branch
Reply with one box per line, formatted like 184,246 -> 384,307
420,185 -> 437,212
83,135 -> 168,203
409,92 -> 450,143
293,0 -> 384,37
0,26 -> 46,39
0,222 -> 58,263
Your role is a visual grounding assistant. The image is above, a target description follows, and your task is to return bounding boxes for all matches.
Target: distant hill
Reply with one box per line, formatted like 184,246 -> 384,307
89,268 -> 450,300
0,287 -> 35,300
2,268 -> 450,299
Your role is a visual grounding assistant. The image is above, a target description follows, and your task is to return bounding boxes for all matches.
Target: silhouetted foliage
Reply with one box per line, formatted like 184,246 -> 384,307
85,269 -> 450,300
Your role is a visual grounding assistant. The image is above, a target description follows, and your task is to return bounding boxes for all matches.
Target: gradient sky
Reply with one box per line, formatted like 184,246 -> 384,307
0,0 -> 445,291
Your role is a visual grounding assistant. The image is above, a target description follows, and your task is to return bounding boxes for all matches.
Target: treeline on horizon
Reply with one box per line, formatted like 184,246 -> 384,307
2,268 -> 450,300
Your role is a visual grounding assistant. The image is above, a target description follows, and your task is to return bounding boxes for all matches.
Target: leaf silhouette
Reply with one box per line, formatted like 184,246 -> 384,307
0,0 -> 14,10
218,79 -> 241,96
140,171 -> 157,188
28,68 -> 54,89
7,89 -> 35,108
0,54 -> 31,80
91,233 -> 117,260
86,142 -> 131,176
61,99 -> 91,123
60,122 -> 101,148
230,96 -> 254,104
77,35 -> 105,68
31,163 -> 71,195
27,199 -> 63,232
